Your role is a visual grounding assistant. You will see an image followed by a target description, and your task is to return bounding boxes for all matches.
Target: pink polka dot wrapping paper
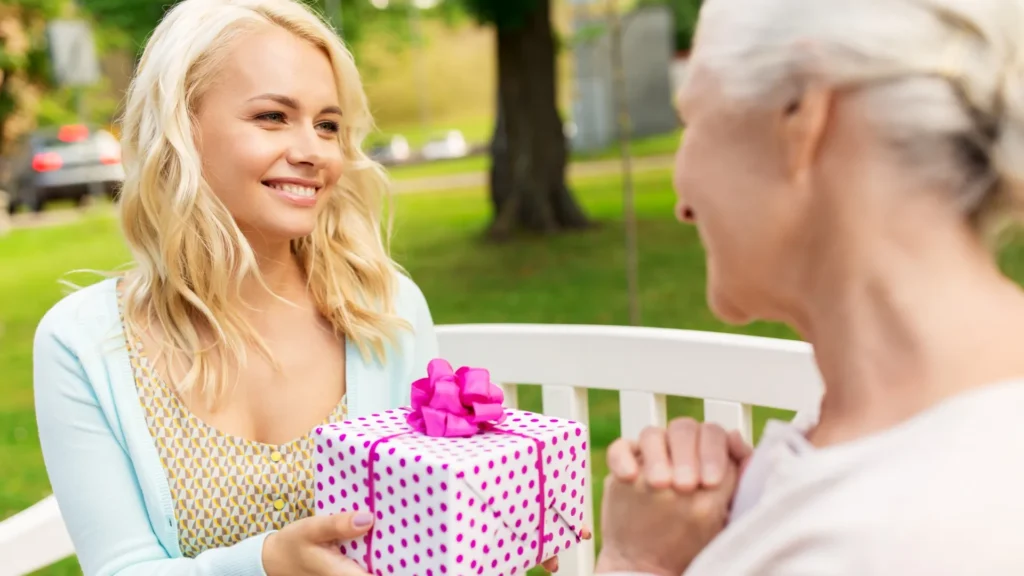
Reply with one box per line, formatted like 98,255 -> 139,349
313,408 -> 589,576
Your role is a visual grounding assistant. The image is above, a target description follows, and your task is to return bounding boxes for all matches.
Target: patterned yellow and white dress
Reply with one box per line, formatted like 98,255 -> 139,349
123,312 -> 348,557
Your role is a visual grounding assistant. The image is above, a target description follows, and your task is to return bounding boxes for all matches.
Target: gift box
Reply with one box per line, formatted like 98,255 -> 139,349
313,359 -> 589,576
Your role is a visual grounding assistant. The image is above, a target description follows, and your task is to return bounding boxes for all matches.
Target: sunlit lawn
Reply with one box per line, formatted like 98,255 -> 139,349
9,166 -> 960,574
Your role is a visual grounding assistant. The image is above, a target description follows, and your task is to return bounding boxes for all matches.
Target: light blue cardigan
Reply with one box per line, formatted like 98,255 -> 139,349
33,274 -> 439,576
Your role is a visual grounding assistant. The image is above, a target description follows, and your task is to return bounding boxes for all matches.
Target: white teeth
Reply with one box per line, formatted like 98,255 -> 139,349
267,182 -> 317,198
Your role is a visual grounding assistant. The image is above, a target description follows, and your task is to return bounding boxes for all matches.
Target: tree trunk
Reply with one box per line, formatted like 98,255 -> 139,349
487,0 -> 589,239
0,69 -> 12,153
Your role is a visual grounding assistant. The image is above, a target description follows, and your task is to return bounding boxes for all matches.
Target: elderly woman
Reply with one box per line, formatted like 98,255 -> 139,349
595,0 -> 1024,574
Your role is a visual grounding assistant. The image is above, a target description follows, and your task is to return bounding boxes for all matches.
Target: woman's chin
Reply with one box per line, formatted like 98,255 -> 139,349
258,217 -> 318,244
707,286 -> 752,326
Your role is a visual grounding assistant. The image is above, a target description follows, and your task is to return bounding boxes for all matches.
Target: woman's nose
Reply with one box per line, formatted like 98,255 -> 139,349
286,128 -> 326,167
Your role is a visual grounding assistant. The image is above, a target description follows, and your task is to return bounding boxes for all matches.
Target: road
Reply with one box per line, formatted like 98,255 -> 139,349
4,153 -> 675,232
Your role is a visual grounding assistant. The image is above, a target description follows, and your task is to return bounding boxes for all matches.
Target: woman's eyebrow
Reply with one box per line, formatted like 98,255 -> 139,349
247,92 -> 342,115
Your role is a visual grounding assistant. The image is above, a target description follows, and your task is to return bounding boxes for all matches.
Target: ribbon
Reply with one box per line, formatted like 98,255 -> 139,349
406,358 -> 507,437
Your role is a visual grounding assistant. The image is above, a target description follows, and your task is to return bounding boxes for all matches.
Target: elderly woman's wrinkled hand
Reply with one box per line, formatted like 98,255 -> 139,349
594,418 -> 751,576
607,418 -> 752,492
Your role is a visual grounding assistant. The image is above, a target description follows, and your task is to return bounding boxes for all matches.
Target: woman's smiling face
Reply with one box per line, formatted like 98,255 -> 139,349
194,24 -> 345,244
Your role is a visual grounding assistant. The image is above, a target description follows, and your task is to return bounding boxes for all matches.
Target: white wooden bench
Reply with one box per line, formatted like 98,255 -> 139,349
0,323 -> 822,576
0,495 -> 73,576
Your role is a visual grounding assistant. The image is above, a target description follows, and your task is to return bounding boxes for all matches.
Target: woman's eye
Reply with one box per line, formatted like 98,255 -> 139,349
317,121 -> 340,134
255,112 -> 286,123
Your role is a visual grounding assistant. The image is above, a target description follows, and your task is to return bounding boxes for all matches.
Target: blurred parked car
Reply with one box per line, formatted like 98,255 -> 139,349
421,130 -> 469,161
367,135 -> 411,165
4,124 -> 124,214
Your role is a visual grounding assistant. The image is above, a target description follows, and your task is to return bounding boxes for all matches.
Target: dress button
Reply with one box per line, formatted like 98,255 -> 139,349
273,499 -> 285,511
270,451 -> 282,462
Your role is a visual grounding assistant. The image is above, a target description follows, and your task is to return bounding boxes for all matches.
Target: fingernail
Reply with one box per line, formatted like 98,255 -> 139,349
614,457 -> 638,477
353,512 -> 374,527
675,465 -> 697,488
649,467 -> 671,487
702,465 -> 722,486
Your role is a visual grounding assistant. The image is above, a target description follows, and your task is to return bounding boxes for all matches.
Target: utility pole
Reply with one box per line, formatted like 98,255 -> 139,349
608,0 -> 641,326
409,3 -> 432,133
70,0 -> 88,123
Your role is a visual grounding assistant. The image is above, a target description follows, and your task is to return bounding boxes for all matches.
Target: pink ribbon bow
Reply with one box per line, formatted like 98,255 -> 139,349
406,358 -> 507,437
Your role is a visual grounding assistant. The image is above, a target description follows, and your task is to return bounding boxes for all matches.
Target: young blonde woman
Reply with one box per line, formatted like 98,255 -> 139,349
27,1 -> 562,575
593,0 -> 1024,574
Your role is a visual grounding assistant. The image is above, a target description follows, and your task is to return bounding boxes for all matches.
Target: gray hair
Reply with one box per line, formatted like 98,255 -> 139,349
694,0 -> 1024,231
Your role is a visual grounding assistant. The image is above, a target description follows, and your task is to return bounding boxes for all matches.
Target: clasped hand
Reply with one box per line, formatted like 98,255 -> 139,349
596,418 -> 753,576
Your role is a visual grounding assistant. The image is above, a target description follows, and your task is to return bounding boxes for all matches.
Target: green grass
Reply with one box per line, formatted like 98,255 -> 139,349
3,169 -> 798,575
386,154 -> 489,181
384,128 -> 684,181
574,129 -> 685,162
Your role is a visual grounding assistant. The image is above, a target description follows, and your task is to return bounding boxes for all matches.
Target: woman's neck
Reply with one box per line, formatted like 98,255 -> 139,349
239,238 -> 309,309
792,196 -> 1024,447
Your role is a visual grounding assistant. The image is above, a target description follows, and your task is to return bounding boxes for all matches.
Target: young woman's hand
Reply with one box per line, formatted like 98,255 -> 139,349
263,511 -> 374,576
264,511 -> 593,575
538,527 -> 594,573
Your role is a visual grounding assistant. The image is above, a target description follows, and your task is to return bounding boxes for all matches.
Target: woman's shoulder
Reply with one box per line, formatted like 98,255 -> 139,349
33,278 -> 127,414
390,270 -> 438,366
35,277 -> 121,348
391,270 -> 432,323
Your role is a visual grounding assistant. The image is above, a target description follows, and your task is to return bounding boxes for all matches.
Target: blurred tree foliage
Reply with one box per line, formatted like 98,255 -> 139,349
0,0 -> 465,143
638,0 -> 700,52
75,0 -> 456,58
0,0 -> 65,153
74,0 -> 174,53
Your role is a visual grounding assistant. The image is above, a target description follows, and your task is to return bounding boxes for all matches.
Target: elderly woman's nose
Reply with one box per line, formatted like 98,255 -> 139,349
672,153 -> 695,223
675,200 -> 695,223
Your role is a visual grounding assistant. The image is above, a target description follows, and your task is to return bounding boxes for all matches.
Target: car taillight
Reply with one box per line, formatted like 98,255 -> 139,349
99,153 -> 120,165
58,124 -> 89,143
32,152 -> 63,172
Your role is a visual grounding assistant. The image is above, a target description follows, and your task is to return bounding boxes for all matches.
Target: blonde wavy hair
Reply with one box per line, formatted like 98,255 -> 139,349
117,0 -> 408,407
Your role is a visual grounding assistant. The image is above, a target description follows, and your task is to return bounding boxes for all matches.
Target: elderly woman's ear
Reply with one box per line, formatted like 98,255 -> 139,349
780,83 -> 833,184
